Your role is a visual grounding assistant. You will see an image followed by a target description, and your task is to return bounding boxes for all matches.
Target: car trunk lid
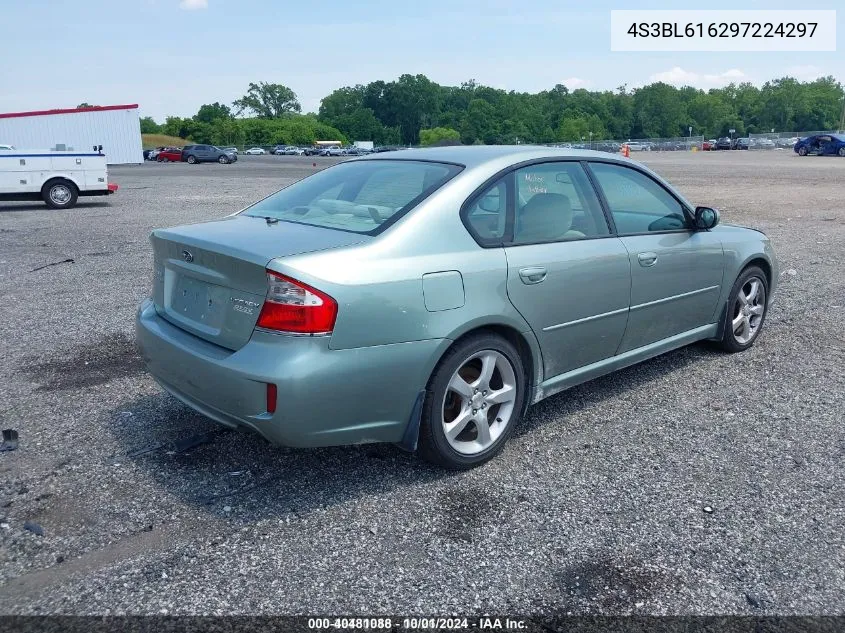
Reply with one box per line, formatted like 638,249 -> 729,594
151,215 -> 368,350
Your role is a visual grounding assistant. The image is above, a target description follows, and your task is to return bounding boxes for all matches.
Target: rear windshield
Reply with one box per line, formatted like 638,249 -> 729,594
243,159 -> 461,234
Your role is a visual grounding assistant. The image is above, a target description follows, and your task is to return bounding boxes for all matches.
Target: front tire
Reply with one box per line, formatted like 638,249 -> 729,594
218,155 -> 229,164
42,179 -> 78,209
418,333 -> 526,469
797,146 -> 808,156
719,266 -> 769,353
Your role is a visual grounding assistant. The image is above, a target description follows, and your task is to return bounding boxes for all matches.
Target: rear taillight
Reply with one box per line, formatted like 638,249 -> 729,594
256,271 -> 337,334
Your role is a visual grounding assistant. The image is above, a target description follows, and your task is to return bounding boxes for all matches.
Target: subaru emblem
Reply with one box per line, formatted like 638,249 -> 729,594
182,250 -> 194,263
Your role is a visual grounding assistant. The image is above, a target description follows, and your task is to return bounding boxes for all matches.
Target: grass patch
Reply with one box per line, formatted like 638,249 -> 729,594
142,134 -> 190,149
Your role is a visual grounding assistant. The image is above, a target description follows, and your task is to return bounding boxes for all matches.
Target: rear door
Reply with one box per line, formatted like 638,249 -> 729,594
495,161 -> 631,379
587,161 -> 724,353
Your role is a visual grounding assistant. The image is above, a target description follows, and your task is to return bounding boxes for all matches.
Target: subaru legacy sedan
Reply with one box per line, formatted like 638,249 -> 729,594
136,146 -> 777,469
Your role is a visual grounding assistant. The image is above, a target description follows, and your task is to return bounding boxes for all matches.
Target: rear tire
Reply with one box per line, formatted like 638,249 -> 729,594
718,266 -> 769,353
418,333 -> 526,469
42,179 -> 78,209
186,155 -> 197,164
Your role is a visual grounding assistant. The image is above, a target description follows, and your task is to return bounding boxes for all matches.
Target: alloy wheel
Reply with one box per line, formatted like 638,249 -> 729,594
441,350 -> 517,455
731,277 -> 766,345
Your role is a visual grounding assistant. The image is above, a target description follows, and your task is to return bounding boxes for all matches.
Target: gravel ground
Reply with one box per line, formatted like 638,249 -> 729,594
0,151 -> 842,616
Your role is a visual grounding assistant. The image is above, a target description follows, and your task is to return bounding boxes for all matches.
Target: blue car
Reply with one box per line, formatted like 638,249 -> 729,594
794,134 -> 845,157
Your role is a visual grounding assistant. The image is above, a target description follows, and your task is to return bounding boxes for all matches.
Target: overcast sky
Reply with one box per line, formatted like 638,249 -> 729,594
1,0 -> 842,121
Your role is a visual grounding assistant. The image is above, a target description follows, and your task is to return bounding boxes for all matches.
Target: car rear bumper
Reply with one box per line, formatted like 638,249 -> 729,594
135,299 -> 444,447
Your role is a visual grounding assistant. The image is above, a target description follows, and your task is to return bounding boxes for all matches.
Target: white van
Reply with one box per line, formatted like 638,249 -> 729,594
0,145 -> 118,209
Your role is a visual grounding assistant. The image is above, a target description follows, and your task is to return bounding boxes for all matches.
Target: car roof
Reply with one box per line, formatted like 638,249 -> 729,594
356,144 -> 633,169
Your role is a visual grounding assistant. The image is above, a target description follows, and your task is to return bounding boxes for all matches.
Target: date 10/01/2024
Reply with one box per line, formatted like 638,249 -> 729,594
307,617 -> 528,630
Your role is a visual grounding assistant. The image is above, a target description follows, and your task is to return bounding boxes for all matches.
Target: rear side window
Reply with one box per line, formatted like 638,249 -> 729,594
512,162 -> 609,244
464,178 -> 507,242
244,160 -> 461,235
588,162 -> 688,234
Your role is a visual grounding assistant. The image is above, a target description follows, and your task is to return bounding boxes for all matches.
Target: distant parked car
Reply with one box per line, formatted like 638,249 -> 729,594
181,145 -> 237,164
221,147 -> 238,155
147,147 -> 164,160
156,147 -> 182,162
733,138 -> 750,150
715,137 -> 733,150
757,138 -> 775,149
794,134 -> 845,157
245,147 -> 266,155
701,140 -> 713,151
625,142 -> 648,151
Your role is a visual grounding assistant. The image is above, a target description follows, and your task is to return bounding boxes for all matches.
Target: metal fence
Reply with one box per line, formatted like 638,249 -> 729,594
746,130 -> 843,150
544,130 -> 844,154
545,136 -> 705,154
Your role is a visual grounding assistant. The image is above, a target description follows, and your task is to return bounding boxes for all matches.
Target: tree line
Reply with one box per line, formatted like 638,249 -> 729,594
140,75 -> 845,148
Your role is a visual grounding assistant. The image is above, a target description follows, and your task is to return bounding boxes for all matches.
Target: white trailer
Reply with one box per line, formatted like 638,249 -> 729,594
0,147 -> 118,209
0,104 -> 143,165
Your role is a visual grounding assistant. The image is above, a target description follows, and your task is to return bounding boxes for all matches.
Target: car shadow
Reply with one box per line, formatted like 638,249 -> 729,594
515,342 -> 721,439
0,201 -> 112,212
107,341 -> 721,524
107,391 -> 449,524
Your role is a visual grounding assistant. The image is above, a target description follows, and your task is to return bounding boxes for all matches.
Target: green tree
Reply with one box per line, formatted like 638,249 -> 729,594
461,99 -> 497,144
139,116 -> 161,134
419,127 -> 460,146
76,102 -> 95,108
194,102 -> 232,124
233,82 -> 301,118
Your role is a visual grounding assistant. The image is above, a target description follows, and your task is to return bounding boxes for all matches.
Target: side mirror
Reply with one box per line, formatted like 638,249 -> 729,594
694,206 -> 719,230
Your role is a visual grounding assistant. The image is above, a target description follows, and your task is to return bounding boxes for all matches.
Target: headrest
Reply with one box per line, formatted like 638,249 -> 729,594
516,193 -> 573,241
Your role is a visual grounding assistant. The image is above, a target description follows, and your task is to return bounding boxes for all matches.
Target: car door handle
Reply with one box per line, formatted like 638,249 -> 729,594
637,252 -> 658,267
519,266 -> 547,284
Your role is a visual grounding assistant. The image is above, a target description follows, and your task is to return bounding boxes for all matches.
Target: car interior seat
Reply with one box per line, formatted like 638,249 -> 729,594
515,193 -> 586,242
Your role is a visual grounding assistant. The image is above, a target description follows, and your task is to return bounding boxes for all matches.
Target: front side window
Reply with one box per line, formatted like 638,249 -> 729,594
588,162 -> 688,234
512,162 -> 609,244
244,160 -> 461,234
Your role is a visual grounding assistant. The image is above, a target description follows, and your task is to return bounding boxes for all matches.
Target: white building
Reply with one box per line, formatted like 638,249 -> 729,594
0,104 -> 143,164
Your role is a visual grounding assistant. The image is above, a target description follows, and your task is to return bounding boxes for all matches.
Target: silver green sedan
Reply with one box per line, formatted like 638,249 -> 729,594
136,146 -> 777,469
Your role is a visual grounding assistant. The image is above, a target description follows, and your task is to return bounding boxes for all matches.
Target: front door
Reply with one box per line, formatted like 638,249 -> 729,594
587,161 -> 724,353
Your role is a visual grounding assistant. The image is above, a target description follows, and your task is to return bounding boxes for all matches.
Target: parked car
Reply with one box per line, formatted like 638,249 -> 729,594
245,147 -> 266,155
272,146 -> 286,155
757,138 -> 775,149
732,138 -> 750,150
136,146 -> 778,469
222,147 -> 239,155
156,147 -> 182,162
304,147 -> 322,156
625,142 -> 648,151
147,147 -> 164,160
181,145 -> 237,164
288,147 -> 306,156
794,134 -> 845,157
715,137 -> 733,150
701,140 -> 713,151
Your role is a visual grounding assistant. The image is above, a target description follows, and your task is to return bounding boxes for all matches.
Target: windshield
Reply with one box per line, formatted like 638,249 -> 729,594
243,159 -> 461,234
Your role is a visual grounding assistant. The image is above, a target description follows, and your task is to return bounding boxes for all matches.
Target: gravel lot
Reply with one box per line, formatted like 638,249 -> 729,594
0,151 -> 842,617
